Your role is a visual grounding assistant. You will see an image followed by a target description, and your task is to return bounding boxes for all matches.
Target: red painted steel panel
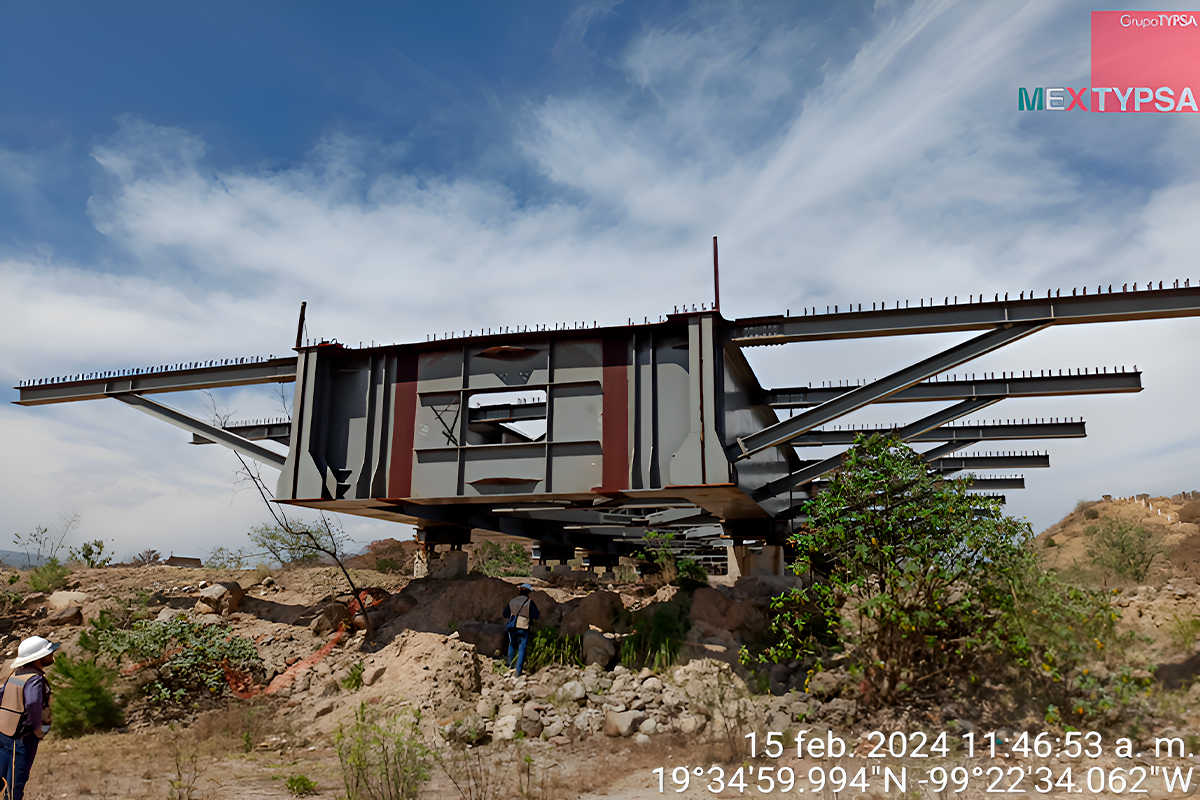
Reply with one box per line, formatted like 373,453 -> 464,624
599,337 -> 629,493
387,352 -> 419,498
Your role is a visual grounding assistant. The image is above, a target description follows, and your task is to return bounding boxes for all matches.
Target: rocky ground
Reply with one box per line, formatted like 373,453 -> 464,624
1,496 -> 1198,799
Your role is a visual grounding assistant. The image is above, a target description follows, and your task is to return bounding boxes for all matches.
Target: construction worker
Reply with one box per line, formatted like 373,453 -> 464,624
1,636 -> 58,800
502,584 -> 539,676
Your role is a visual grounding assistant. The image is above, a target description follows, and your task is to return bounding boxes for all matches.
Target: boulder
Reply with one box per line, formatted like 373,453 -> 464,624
309,602 -> 351,636
20,593 -> 45,610
456,621 -> 507,658
194,613 -> 226,626
194,582 -> 245,615
581,630 -> 616,667
559,680 -> 587,702
493,714 -> 519,741
689,587 -> 766,640
604,709 -> 646,737
47,606 -> 83,626
560,591 -> 623,635
519,717 -> 544,738
48,591 -> 90,611
362,666 -> 386,687
156,608 -> 187,623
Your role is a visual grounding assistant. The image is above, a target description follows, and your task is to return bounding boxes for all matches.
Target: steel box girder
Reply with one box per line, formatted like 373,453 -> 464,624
790,420 -> 1086,446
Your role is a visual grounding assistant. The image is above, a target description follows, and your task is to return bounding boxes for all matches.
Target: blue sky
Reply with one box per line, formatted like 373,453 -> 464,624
2,0 -> 1198,559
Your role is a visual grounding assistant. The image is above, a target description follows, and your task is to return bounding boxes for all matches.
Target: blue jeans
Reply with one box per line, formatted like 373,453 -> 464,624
0,733 -> 37,800
507,628 -> 531,676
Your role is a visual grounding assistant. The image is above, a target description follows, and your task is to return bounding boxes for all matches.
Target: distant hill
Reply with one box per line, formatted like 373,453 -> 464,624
1037,490 -> 1200,584
0,549 -> 49,569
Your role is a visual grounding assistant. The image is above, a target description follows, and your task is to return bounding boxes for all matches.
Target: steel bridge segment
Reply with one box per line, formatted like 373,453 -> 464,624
750,395 -> 1003,501
730,284 -> 1200,345
192,421 -> 292,446
14,357 -> 298,406
789,420 -> 1085,446
113,393 -> 287,469
731,322 -> 1048,460
765,370 -> 1141,408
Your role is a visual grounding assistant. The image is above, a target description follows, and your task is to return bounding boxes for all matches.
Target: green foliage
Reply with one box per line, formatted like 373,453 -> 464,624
85,617 -> 259,704
1086,517 -> 1164,582
1083,507 -> 1100,520
375,557 -> 402,574
49,653 -> 124,737
1169,613 -> 1200,652
523,626 -> 584,672
29,557 -> 71,593
343,661 -> 366,691
242,731 -> 254,753
69,539 -> 113,568
249,518 -> 348,567
675,558 -> 709,590
337,702 -> 432,800
771,434 -> 1035,704
470,541 -> 530,577
286,775 -> 318,796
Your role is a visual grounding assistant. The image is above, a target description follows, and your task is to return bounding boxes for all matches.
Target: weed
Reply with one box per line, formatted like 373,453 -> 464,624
286,774 -> 318,796
50,654 -> 124,737
435,746 -> 506,800
522,626 -> 583,672
28,557 -> 70,593
337,701 -> 431,800
166,725 -> 203,800
343,661 -> 366,691
1168,613 -> 1200,652
242,731 -> 254,753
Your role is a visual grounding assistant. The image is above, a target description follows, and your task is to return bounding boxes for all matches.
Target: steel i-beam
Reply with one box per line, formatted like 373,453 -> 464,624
113,394 -> 287,469
732,322 -> 1047,459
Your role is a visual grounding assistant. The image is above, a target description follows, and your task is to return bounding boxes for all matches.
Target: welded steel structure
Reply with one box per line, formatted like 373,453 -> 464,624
15,280 -> 1200,565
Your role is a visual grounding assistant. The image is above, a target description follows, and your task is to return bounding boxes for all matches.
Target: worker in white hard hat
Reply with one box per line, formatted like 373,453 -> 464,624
0,635 -> 59,800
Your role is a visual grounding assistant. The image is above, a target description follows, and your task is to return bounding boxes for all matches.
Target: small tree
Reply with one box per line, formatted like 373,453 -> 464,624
1086,517 -> 1164,582
132,549 -> 162,565
778,434 -> 1030,704
13,512 -> 80,567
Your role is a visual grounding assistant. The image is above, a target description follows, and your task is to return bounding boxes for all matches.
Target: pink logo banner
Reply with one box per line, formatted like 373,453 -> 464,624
1091,11 -> 1200,112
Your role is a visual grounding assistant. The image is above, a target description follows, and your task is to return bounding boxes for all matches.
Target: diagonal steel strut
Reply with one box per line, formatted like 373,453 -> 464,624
751,396 -> 1002,501
113,393 -> 287,469
732,321 -> 1047,460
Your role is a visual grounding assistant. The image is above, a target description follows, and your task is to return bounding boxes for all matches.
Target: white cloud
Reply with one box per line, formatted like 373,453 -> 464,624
2,0 -> 1197,555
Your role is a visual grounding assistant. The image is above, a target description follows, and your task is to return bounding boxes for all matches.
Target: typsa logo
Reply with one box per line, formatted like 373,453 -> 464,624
1019,11 -> 1200,113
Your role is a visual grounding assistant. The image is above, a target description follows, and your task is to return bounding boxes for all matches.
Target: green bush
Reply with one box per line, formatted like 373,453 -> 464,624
1083,507 -> 1100,520
675,558 -> 709,590
375,557 -> 402,574
470,541 -> 530,577
83,617 -> 260,704
69,539 -> 113,568
1086,517 -> 1163,582
29,557 -> 71,593
50,654 -> 124,737
620,605 -> 689,671
337,702 -> 431,800
286,775 -> 318,796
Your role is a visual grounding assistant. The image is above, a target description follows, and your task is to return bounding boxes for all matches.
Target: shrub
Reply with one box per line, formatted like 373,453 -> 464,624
1086,517 -> 1163,582
675,558 -> 709,590
50,654 -> 124,737
337,702 -> 431,800
29,557 -> 71,593
470,541 -> 530,577
84,617 -> 260,704
1083,507 -> 1100,520
375,557 -> 402,574
69,539 -> 113,568
620,605 -> 689,671
286,775 -> 318,796
132,548 -> 162,565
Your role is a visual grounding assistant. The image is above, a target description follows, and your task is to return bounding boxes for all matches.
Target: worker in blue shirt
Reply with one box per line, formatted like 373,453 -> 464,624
502,584 -> 540,676
1,636 -> 59,800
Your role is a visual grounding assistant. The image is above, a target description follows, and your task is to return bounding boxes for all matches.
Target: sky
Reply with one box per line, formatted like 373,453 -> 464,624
1,0 -> 1198,562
